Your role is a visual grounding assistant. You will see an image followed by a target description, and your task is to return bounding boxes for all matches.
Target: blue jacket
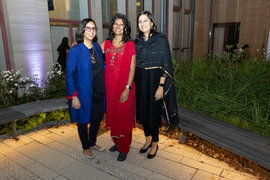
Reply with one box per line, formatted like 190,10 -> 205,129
66,42 -> 105,124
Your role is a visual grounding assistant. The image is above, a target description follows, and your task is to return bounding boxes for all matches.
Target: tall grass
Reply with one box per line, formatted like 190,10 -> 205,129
173,57 -> 270,137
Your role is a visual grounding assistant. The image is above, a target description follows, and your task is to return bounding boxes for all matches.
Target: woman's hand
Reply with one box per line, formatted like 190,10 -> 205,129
155,86 -> 164,101
71,42 -> 78,48
72,97 -> 81,109
120,88 -> 130,103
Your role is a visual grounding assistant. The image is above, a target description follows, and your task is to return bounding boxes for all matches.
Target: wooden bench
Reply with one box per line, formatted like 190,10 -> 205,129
177,106 -> 270,171
0,98 -> 68,140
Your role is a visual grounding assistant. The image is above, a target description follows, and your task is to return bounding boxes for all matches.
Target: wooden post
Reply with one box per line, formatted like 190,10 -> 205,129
11,120 -> 19,141
179,128 -> 187,142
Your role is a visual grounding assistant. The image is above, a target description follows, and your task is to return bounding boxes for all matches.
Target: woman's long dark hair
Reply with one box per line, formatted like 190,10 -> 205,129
136,11 -> 157,39
107,13 -> 132,44
58,37 -> 69,49
76,18 -> 98,43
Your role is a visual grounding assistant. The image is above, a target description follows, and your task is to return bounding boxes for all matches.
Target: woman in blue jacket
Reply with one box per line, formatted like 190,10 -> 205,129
66,18 -> 106,159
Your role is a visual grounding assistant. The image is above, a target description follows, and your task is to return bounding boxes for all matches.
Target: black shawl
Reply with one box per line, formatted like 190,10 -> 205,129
135,33 -> 179,127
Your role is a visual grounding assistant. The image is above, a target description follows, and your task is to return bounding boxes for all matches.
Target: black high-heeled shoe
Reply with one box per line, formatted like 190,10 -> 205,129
147,145 -> 158,159
139,141 -> 152,153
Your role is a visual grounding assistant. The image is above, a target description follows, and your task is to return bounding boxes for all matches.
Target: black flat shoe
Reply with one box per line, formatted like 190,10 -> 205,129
109,144 -> 117,152
147,145 -> 158,159
139,141 -> 152,153
117,152 -> 127,161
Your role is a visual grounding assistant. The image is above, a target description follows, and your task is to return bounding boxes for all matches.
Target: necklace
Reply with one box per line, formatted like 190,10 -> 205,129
90,48 -> 96,64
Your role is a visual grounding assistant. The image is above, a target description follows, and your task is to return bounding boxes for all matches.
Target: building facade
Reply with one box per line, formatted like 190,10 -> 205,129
1,0 -> 270,79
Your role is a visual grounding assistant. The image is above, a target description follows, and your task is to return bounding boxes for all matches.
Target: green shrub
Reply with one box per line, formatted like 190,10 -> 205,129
173,52 -> 270,137
0,62 -> 68,135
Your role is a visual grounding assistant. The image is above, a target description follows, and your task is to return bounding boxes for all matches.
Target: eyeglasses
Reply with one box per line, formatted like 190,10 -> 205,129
85,26 -> 97,32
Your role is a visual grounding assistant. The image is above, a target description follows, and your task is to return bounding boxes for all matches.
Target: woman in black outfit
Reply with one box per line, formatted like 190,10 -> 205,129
57,37 -> 70,71
135,11 -> 179,159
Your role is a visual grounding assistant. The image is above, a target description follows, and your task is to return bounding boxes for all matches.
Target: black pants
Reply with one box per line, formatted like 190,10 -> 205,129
143,124 -> 159,142
77,101 -> 103,150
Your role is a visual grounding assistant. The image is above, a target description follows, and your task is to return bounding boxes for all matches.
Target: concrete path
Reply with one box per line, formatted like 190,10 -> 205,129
0,123 -> 258,180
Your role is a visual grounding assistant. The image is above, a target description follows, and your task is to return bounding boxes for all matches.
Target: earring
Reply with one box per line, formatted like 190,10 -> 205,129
151,26 -> 153,29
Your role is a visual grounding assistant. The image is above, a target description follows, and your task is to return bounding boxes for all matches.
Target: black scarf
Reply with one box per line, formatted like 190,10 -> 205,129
135,33 -> 179,127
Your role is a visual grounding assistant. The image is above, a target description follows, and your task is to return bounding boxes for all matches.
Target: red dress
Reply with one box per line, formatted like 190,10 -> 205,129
104,40 -> 136,138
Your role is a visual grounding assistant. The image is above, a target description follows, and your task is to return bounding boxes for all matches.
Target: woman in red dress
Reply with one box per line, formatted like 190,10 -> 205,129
100,13 -> 136,161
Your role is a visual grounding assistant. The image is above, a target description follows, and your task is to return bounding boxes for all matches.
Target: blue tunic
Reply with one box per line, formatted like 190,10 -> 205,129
66,42 -> 105,124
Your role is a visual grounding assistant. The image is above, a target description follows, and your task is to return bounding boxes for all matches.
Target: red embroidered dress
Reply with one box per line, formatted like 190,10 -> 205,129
104,40 -> 136,138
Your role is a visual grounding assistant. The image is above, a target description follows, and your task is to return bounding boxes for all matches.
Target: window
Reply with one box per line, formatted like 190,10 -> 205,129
212,23 -> 240,54
49,0 -> 88,63
136,0 -> 144,17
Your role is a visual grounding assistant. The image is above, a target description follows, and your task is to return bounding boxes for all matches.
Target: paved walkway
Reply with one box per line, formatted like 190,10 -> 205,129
0,123 -> 258,180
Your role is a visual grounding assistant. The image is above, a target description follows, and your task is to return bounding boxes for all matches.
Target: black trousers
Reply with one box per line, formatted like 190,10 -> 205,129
77,101 -> 103,150
143,124 -> 159,142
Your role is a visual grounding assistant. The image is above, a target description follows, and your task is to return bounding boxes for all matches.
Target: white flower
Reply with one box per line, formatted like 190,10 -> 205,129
9,90 -> 12,93
54,68 -> 57,71
26,87 -> 29,90
51,71 -> 53,74
6,78 -> 9,81
52,63 -> 54,66
57,71 -> 62,75
30,84 -> 35,87
50,76 -> 52,78
38,84 -> 41,88
10,78 -> 13,81
56,62 -> 59,64
16,71 -> 20,74
47,72 -> 50,75
52,75 -> 55,77
263,48 -> 265,51
257,49 -> 259,51
9,75 -> 12,78
14,83 -> 18,86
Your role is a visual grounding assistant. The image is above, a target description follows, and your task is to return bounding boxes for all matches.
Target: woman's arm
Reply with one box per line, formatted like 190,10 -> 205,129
155,76 -> 166,101
66,50 -> 81,109
99,41 -> 105,53
120,54 -> 136,103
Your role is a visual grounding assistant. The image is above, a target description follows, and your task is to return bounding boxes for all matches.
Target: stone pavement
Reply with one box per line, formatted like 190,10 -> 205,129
0,123 -> 258,180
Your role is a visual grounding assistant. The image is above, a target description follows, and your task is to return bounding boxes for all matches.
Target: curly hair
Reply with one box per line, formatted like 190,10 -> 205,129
76,18 -> 98,43
107,13 -> 132,44
136,11 -> 157,39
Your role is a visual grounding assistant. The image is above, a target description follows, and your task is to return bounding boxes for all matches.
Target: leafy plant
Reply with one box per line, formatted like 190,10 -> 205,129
173,52 -> 270,137
0,62 -> 66,109
0,109 -> 70,135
